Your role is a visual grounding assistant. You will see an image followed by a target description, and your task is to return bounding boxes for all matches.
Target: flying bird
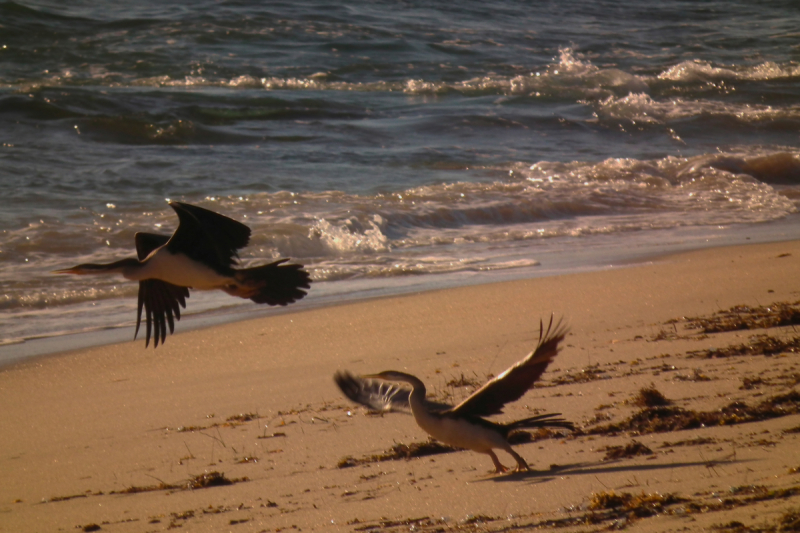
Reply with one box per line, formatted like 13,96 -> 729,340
334,316 -> 574,474
55,201 -> 311,347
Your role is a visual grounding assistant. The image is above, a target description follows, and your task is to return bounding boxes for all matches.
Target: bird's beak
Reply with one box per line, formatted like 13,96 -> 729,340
52,267 -> 80,275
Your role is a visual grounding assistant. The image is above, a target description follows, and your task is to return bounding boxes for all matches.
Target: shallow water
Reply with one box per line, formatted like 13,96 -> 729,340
2,0 -> 799,357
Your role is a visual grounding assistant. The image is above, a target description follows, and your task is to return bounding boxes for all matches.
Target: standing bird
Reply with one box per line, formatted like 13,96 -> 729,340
334,316 -> 573,474
55,201 -> 311,347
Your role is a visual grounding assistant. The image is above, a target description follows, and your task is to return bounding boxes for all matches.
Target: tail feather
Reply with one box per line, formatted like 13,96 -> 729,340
235,259 -> 311,306
506,413 -> 575,432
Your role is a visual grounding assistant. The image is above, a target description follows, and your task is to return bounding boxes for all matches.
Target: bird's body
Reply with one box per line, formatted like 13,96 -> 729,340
129,247 -> 245,293
334,316 -> 574,474
410,401 -> 527,472
93,250 -> 225,288
55,202 -> 311,347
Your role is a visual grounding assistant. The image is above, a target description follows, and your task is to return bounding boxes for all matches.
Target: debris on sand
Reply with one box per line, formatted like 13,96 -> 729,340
109,471 -> 246,495
338,440 -> 456,468
550,364 -> 610,385
687,334 -> 800,359
632,385 -> 672,407
589,391 -> 800,435
683,301 -> 800,334
603,440 -> 654,461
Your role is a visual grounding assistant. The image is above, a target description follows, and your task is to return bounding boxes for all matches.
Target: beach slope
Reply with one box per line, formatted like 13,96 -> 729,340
2,241 -> 799,532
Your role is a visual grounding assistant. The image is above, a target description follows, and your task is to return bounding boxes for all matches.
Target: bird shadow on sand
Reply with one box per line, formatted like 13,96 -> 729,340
469,457 -> 752,484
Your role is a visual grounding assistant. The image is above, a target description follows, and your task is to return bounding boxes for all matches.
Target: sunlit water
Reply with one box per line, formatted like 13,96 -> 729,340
2,0 -> 799,362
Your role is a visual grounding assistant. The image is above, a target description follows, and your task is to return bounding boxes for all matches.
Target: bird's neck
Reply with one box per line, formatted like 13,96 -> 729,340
407,383 -> 428,412
405,379 -> 434,425
84,258 -> 143,279
114,258 -> 148,280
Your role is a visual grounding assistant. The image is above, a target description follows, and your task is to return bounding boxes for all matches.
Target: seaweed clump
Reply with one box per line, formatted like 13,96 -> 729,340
603,440 -> 654,461
589,391 -> 800,436
110,471 -> 246,494
589,491 -> 686,521
633,385 -> 672,407
338,440 -> 456,468
186,471 -> 236,489
685,485 -> 800,515
777,507 -> 800,531
685,301 -> 800,333
687,334 -> 800,359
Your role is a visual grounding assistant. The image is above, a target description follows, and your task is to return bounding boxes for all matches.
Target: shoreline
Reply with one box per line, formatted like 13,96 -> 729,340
1,239 -> 799,532
4,214 -> 800,368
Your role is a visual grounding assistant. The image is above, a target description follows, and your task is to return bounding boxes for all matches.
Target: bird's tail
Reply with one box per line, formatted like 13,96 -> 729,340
234,259 -> 311,306
506,413 -> 575,432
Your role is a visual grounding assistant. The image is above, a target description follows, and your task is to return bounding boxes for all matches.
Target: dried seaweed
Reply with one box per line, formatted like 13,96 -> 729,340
186,471 -> 236,489
779,508 -> 800,531
687,334 -> 800,359
712,520 -> 755,532
336,426 -> 568,469
226,413 -> 260,423
589,391 -> 800,435
633,385 -> 672,407
741,377 -> 768,390
684,301 -> 800,333
47,493 -> 88,503
603,440 -> 654,461
341,485 -> 800,532
685,485 -> 800,514
109,471 -> 246,495
338,440 -> 457,468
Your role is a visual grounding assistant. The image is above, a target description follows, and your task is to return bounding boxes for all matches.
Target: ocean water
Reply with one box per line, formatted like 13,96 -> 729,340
2,0 -> 800,360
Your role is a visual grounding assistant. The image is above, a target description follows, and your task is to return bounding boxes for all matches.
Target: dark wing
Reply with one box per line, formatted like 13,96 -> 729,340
334,371 -> 451,413
449,316 -> 569,418
165,201 -> 251,272
135,280 -> 189,348
134,232 -> 170,262
133,232 -> 190,348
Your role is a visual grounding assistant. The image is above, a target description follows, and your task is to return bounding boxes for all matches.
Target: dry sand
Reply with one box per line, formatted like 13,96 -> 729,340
1,240 -> 800,533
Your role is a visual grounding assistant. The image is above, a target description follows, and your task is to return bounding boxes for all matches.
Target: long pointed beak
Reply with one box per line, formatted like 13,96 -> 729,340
52,267 -> 80,275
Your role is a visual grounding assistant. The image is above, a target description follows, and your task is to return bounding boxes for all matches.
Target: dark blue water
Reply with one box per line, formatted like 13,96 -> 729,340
2,0 -> 799,356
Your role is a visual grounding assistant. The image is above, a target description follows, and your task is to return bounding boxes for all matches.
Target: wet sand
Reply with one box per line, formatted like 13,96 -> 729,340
1,240 -> 799,532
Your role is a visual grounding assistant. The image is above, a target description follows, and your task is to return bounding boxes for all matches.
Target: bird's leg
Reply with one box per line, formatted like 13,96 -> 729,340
487,451 -> 508,474
507,448 -> 530,472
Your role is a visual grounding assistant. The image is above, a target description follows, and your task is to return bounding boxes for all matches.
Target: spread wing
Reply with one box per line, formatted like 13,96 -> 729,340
450,316 -> 568,418
165,201 -> 251,272
133,232 -> 190,348
334,371 -> 451,413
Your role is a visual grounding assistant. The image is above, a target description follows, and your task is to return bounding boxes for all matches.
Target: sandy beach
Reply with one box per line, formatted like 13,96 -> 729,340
2,240 -> 799,533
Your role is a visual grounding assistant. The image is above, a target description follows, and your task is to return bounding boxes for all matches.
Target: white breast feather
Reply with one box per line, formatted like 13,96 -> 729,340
133,249 -> 231,289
